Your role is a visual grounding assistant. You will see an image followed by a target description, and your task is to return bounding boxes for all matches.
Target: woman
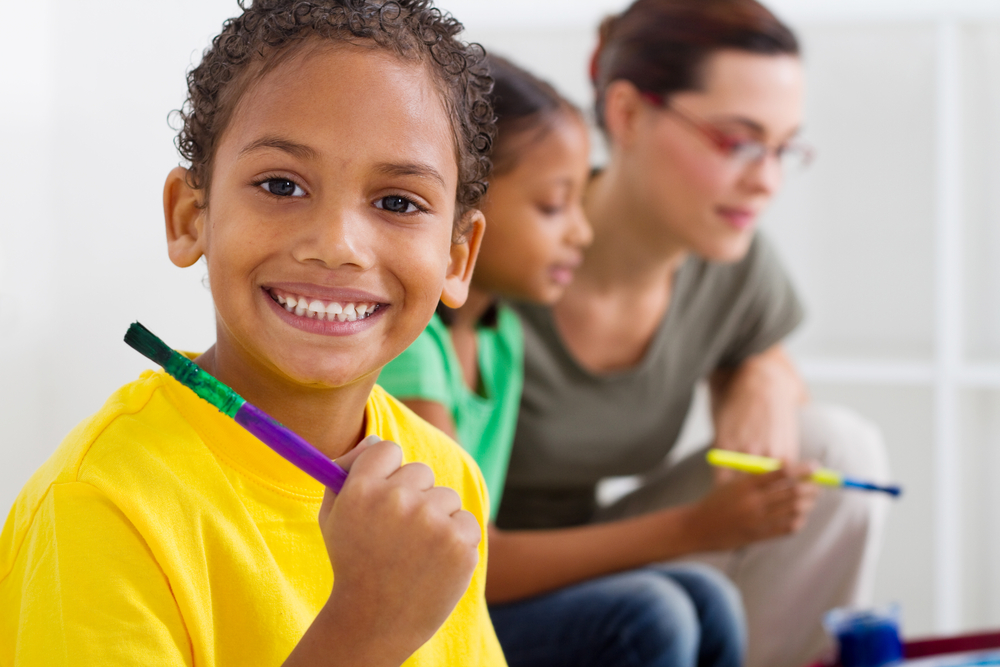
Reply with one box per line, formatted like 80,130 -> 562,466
496,2 -> 890,667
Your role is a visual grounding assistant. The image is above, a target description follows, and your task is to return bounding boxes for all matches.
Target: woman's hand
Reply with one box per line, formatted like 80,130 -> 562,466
284,436 -> 481,667
683,463 -> 819,552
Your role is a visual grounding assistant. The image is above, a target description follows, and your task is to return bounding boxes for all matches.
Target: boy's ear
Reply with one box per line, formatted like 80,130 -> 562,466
439,209 -> 486,309
164,166 -> 207,268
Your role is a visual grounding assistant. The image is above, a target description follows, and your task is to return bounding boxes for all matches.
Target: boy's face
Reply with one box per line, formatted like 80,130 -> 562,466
166,44 -> 478,390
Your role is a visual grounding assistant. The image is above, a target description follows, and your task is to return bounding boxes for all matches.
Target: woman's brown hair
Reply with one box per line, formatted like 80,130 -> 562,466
590,0 -> 799,129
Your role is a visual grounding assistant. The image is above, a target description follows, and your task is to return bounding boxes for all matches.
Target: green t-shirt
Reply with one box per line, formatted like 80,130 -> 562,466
378,306 -> 524,520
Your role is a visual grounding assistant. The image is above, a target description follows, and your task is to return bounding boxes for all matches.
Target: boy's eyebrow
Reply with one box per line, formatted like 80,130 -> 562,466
239,136 -> 319,160
236,140 -> 446,188
374,162 -> 447,189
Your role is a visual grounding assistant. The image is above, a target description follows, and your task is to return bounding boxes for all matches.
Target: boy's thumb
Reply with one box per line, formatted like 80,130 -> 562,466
322,435 -> 383,517
334,434 -> 382,474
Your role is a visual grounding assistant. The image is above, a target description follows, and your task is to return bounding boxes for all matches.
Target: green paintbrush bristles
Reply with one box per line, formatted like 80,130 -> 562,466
124,322 -> 245,418
124,321 -> 174,366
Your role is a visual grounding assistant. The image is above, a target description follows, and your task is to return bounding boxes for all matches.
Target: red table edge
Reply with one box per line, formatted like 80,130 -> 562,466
903,630 -> 1000,658
804,629 -> 1000,666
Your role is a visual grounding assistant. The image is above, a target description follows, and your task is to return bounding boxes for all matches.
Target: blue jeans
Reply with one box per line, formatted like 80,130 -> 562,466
489,562 -> 746,667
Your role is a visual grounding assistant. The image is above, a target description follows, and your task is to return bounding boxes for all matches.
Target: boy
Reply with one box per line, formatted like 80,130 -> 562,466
0,2 -> 505,665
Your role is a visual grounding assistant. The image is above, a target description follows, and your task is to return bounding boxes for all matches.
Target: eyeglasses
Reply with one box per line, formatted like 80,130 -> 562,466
641,91 -> 815,172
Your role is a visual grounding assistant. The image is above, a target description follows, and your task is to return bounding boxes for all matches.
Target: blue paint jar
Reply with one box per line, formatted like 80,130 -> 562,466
824,607 -> 903,667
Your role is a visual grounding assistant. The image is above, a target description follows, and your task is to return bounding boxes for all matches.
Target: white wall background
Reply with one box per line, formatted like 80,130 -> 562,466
4,0 -> 1000,640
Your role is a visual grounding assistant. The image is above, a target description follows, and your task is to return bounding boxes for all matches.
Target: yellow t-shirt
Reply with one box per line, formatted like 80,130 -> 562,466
0,369 -> 506,667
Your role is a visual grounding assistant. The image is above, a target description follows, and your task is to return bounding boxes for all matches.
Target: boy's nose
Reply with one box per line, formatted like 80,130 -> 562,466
293,207 -> 376,271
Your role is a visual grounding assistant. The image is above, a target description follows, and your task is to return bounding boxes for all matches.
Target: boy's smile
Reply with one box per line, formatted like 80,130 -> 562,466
164,42 -> 481,430
267,286 -> 381,326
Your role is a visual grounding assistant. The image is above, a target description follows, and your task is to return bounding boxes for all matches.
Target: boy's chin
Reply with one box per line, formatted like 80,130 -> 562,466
263,348 -> 383,392
287,364 -> 381,392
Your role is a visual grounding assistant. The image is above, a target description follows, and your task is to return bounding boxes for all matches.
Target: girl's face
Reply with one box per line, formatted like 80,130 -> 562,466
473,114 -> 592,303
166,44 -> 477,391
624,50 -> 803,262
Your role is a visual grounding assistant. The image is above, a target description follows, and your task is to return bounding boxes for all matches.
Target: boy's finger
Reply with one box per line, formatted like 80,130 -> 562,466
347,439 -> 404,480
321,436 -> 383,516
423,485 -> 462,517
451,509 -> 483,548
319,486 -> 337,523
389,461 -> 436,491
333,434 -> 382,474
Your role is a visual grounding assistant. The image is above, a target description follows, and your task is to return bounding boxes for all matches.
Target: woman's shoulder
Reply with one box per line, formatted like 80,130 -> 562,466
677,232 -> 803,365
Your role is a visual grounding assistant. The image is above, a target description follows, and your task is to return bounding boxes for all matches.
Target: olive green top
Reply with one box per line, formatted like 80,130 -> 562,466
498,234 -> 804,529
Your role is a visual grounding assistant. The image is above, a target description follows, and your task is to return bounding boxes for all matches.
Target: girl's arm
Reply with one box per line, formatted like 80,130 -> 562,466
404,398 -> 816,605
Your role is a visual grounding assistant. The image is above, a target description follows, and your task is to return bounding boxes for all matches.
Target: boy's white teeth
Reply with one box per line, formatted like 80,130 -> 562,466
274,291 -> 376,322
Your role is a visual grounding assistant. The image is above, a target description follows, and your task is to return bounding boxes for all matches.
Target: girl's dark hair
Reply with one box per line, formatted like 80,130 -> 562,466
487,54 -> 580,175
175,0 -> 495,223
591,0 -> 799,129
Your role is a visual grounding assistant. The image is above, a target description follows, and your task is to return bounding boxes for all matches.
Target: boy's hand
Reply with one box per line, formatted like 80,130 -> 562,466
685,462 -> 819,552
316,436 -> 482,665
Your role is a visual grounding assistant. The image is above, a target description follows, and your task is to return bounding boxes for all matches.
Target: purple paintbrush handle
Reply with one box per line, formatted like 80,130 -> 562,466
234,402 -> 349,492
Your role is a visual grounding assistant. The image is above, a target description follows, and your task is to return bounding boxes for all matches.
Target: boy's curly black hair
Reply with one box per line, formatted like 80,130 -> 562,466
175,0 -> 495,228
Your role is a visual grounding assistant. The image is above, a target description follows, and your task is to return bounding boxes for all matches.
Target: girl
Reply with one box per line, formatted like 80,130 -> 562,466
0,2 -> 507,666
379,55 -> 746,667
500,2 -> 890,667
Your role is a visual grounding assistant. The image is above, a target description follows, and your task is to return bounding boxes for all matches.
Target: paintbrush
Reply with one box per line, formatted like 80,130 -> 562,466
124,321 -> 349,492
706,448 -> 902,497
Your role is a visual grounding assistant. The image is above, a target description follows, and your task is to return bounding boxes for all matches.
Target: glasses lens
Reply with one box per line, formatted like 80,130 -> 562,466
731,142 -> 768,165
780,144 -> 814,172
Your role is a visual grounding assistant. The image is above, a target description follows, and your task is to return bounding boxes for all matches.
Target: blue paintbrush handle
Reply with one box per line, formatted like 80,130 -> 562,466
841,476 -> 902,497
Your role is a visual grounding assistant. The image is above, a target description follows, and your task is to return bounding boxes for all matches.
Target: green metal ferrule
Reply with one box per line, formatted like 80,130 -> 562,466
163,351 -> 245,418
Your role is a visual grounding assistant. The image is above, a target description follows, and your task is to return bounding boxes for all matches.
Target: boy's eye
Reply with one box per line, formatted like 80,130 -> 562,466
260,178 -> 305,198
376,195 -> 420,214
